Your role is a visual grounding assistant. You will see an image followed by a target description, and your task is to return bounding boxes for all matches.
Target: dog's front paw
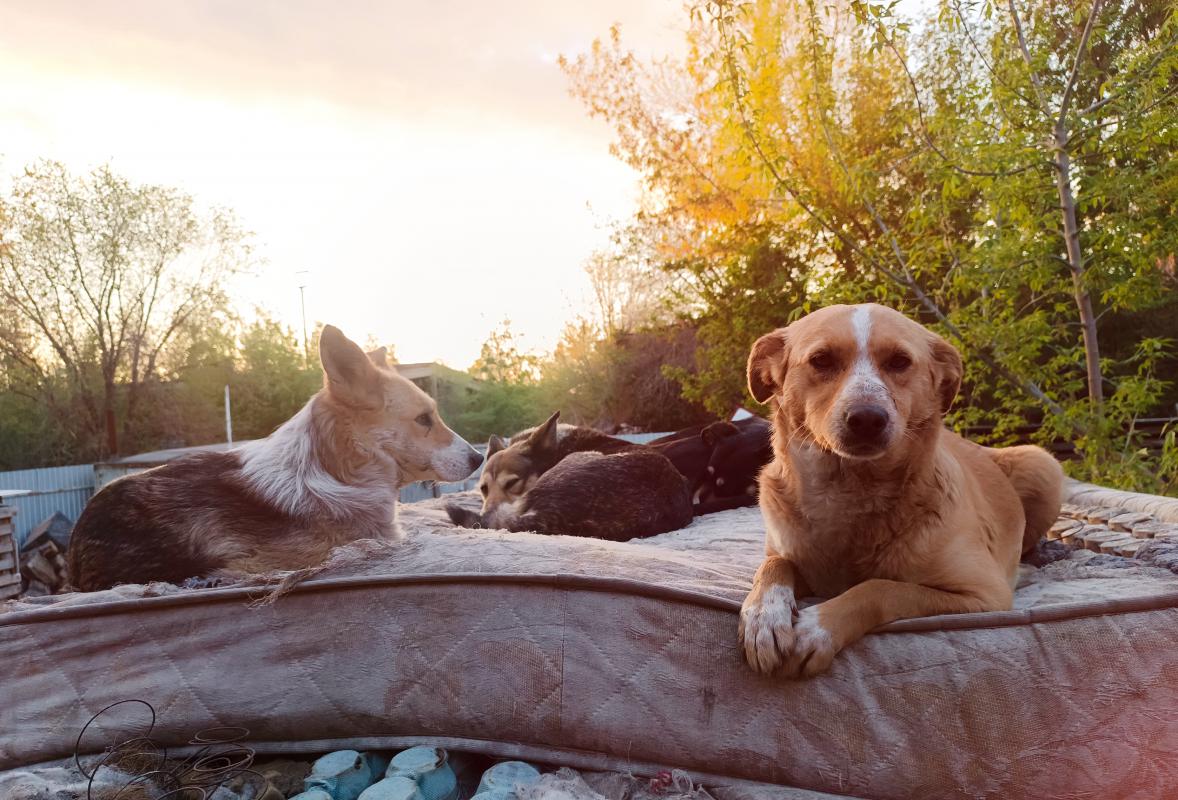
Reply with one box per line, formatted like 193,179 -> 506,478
781,605 -> 839,678
738,584 -> 797,674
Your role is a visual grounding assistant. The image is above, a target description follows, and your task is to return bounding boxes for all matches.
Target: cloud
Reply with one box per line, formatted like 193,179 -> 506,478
2,0 -> 684,138
0,0 -> 686,367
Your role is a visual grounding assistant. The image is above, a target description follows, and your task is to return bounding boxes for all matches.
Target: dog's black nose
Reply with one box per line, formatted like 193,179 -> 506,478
468,450 -> 484,471
846,404 -> 889,440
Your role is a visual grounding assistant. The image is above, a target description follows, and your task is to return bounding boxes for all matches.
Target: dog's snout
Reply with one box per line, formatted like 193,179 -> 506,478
846,404 -> 889,441
467,450 -> 484,472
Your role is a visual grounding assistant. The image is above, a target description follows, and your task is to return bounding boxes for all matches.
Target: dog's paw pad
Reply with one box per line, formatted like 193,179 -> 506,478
739,585 -> 797,674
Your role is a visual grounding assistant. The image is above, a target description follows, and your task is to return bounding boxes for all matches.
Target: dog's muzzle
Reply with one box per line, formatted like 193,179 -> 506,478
431,437 -> 484,482
840,402 -> 892,456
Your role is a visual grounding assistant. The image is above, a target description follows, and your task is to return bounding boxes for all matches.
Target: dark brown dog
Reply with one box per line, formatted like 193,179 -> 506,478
446,411 -> 692,540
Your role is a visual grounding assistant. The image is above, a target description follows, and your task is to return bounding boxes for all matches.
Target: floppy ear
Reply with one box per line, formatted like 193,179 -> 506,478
929,334 -> 963,414
701,421 -> 739,448
486,434 -> 507,457
528,411 -> 561,454
320,325 -> 382,408
747,329 -> 790,404
366,346 -> 389,368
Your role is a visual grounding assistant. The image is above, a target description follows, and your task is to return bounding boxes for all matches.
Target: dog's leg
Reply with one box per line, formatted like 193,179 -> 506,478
781,578 -> 1012,678
738,556 -> 808,675
986,445 -> 1064,553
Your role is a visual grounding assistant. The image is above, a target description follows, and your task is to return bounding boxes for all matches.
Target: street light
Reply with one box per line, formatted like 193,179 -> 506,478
296,270 -> 310,368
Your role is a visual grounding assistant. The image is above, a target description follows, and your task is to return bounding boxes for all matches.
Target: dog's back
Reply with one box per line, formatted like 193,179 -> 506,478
510,421 -> 639,459
452,449 -> 693,541
68,451 -> 264,591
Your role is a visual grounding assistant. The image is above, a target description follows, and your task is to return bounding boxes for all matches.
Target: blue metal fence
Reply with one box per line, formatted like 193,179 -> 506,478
0,465 -> 95,548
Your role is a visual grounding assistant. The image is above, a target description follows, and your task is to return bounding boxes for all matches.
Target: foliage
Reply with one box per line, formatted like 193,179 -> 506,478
561,0 -> 1178,492
449,321 -> 546,442
0,160 -> 253,461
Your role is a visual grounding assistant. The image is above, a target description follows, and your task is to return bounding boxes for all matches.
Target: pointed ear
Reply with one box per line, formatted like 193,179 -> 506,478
320,325 -> 382,408
929,334 -> 963,414
528,411 -> 561,453
702,421 -> 740,448
486,434 -> 507,457
747,329 -> 790,404
366,346 -> 389,368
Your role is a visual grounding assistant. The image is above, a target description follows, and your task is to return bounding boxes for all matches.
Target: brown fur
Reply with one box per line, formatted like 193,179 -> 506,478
449,410 -> 691,539
476,411 -> 639,514
67,326 -> 482,591
738,304 -> 1063,677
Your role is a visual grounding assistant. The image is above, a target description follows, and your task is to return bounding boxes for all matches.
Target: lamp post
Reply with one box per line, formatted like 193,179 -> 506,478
296,270 -> 310,368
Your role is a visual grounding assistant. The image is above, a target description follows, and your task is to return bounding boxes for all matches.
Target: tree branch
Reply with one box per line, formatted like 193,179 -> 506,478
1057,0 -> 1104,126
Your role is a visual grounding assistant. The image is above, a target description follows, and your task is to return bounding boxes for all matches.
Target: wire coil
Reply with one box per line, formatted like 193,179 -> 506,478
74,700 -> 265,800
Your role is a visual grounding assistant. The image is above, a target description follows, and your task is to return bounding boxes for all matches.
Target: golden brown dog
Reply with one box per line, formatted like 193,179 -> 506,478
739,303 -> 1062,677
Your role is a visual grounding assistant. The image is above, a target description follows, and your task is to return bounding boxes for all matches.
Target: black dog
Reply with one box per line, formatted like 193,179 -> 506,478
650,416 -> 772,514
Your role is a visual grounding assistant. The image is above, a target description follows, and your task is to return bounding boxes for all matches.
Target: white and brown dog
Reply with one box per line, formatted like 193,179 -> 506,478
739,303 -> 1062,677
68,325 -> 483,591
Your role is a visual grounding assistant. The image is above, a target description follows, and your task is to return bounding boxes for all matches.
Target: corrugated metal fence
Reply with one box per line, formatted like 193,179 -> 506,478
0,465 -> 94,549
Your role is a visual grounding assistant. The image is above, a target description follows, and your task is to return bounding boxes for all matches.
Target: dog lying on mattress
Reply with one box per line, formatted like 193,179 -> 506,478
739,304 -> 1063,677
649,416 -> 772,511
67,326 -> 483,591
446,411 -> 693,540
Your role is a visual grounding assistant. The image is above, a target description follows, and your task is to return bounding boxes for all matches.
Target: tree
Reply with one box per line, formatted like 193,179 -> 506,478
454,321 -> 545,440
231,317 -> 322,438
468,320 -> 540,384
0,161 -> 252,459
563,0 -> 1178,489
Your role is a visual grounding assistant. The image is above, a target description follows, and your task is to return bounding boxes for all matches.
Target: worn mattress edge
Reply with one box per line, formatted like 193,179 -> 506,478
6,570 -> 1178,637
1064,478 -> 1178,522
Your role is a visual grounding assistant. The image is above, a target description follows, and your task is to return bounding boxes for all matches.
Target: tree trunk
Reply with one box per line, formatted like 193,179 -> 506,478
1053,123 -> 1103,407
104,407 -> 118,457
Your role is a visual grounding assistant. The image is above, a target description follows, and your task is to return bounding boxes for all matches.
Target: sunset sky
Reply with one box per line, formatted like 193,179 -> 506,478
0,1 -> 684,368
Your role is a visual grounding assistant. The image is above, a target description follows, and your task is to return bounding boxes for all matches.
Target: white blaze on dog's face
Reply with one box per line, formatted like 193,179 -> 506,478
318,326 -> 483,484
747,304 -> 963,460
476,411 -> 559,515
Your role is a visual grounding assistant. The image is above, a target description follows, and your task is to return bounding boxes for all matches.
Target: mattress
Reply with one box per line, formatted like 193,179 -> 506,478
3,483 -> 1178,799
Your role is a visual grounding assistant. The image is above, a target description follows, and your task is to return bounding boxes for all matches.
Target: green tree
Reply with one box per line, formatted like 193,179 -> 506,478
231,317 -> 322,439
454,321 -> 545,441
0,161 -> 253,460
563,0 -> 1178,490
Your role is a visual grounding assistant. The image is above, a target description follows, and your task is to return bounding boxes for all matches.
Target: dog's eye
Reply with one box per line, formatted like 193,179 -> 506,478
885,353 -> 913,372
415,412 -> 433,428
808,351 -> 835,370
479,484 -> 488,496
503,478 -> 520,492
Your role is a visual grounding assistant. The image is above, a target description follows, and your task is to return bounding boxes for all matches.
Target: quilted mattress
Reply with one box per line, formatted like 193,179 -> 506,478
3,484 -> 1178,799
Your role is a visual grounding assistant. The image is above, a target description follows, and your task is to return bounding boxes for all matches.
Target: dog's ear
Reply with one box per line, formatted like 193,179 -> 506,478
366,346 -> 389,368
527,411 -> 561,454
320,325 -> 382,408
747,329 -> 790,404
928,333 -> 963,414
702,421 -> 740,448
486,434 -> 507,457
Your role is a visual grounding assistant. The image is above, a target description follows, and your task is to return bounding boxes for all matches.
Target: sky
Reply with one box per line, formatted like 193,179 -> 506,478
0,0 -> 685,368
